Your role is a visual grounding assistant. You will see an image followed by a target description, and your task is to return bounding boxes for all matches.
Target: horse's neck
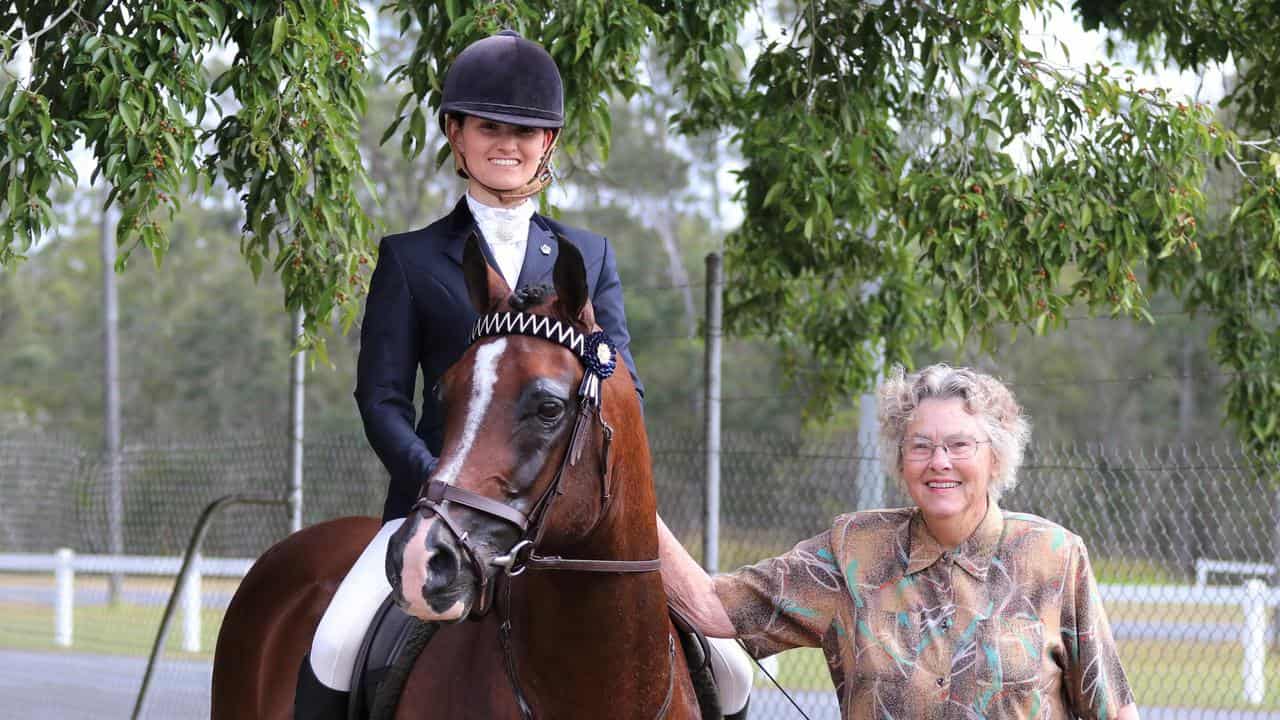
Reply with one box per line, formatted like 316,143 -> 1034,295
523,450 -> 667,636
513,436 -> 675,714
515,569 -> 674,716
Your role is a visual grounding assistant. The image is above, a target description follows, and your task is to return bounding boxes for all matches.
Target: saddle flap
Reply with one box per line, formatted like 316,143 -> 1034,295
348,595 -> 438,720
668,602 -> 723,720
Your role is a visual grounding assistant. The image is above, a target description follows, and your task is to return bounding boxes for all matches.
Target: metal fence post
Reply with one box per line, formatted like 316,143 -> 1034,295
101,195 -> 124,604
288,308 -> 306,534
703,252 -> 723,574
856,392 -> 883,510
856,278 -> 883,511
1243,578 -> 1266,704
132,493 -> 286,720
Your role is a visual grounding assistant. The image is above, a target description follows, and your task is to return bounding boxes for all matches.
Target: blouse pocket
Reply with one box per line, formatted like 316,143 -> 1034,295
974,616 -> 1045,690
853,610 -> 948,682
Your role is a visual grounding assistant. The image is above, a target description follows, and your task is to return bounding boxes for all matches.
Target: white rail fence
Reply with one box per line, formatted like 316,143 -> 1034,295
1,553 -> 1278,704
1195,558 -> 1275,587
1098,581 -> 1278,706
0,550 -> 253,653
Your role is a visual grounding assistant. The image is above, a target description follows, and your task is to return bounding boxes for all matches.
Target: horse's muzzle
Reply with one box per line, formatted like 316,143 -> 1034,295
386,510 -> 475,622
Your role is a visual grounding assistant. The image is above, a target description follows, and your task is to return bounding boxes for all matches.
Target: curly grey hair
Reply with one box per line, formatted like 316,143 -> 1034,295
876,363 -> 1031,498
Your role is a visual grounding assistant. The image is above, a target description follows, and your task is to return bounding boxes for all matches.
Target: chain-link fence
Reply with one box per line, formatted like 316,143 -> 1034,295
2,428 -> 1278,717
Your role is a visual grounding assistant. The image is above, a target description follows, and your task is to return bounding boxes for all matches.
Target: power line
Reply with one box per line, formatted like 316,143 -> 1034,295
1007,371 -> 1238,389
625,281 -> 707,292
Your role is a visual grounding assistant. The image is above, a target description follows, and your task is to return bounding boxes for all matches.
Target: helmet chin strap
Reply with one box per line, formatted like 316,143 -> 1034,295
453,132 -> 560,204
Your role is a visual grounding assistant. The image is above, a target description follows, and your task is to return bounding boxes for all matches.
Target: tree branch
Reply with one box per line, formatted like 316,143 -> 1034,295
1223,149 -> 1257,187
9,5 -> 82,49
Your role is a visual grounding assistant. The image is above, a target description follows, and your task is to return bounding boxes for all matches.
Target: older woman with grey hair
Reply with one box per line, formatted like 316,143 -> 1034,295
658,363 -> 1138,719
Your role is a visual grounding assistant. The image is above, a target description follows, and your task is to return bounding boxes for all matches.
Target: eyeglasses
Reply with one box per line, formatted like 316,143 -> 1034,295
901,435 -> 990,461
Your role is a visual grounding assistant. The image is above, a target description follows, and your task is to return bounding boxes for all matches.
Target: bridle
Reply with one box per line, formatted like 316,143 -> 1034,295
408,310 -> 673,720
410,311 -> 661,607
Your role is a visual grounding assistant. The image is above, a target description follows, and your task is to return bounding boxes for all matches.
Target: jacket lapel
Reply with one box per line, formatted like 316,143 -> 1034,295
515,215 -> 557,289
441,197 -> 499,271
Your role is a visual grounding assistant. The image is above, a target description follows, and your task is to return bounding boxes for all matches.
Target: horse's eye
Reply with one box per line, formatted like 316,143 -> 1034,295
537,399 -> 564,421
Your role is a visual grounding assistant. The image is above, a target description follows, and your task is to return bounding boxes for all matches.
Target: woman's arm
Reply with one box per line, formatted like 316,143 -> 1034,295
657,516 -> 735,637
1059,538 -> 1140,719
354,239 -> 436,515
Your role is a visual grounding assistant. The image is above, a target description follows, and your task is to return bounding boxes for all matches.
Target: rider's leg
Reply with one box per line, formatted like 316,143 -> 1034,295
295,518 -> 404,718
707,636 -> 754,717
295,653 -> 347,719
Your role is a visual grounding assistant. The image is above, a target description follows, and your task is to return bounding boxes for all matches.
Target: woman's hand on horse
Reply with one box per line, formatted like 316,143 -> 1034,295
656,515 -> 735,638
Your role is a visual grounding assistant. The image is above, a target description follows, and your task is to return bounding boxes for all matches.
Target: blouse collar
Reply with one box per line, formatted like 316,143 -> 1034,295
903,500 -> 1004,581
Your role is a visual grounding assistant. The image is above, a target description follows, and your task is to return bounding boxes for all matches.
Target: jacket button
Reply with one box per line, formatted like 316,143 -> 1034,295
936,676 -> 946,687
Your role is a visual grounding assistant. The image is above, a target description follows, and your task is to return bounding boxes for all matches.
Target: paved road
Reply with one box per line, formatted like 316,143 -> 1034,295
3,649 -> 1278,720
0,649 -> 209,719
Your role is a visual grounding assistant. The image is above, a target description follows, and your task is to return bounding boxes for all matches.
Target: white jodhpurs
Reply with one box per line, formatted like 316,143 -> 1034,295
309,518 -> 404,691
708,636 -> 754,714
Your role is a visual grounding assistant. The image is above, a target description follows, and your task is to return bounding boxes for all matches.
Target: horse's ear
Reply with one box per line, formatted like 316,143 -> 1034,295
552,236 -> 593,325
463,233 -> 511,314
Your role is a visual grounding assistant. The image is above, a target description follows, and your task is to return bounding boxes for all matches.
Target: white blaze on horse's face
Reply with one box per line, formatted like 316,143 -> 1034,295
395,338 -> 507,622
433,338 -> 507,487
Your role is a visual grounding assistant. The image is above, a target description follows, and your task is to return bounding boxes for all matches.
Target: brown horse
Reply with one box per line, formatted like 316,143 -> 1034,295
212,236 -> 700,719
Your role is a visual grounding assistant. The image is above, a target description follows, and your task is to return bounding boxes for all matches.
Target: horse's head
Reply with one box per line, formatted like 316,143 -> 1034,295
387,234 -> 638,622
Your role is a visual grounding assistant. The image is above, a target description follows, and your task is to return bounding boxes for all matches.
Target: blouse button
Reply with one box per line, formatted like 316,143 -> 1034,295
936,676 -> 946,688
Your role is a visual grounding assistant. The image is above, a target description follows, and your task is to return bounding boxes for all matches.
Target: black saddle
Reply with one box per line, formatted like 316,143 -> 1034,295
346,597 -> 437,720
345,596 -> 726,720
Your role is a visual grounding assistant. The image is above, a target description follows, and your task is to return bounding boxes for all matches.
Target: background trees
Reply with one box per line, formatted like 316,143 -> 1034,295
1,0 -> 1275,452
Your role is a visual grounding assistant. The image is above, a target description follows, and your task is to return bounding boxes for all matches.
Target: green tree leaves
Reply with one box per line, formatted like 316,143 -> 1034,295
5,0 -> 1280,455
685,0 -> 1280,453
1,0 -> 374,355
1066,0 -> 1280,455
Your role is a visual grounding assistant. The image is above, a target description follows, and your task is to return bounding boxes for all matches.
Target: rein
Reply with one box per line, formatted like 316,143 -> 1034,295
410,311 -> 668,720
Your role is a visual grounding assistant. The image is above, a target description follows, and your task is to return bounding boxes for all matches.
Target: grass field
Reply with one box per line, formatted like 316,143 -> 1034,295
0,574 -> 235,660
757,638 -> 1280,707
1092,556 -> 1184,585
757,594 -> 1279,709
762,638 -> 1280,710
0,601 -> 224,659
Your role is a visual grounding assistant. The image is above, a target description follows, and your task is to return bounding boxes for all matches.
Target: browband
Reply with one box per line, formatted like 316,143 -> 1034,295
469,311 -> 617,408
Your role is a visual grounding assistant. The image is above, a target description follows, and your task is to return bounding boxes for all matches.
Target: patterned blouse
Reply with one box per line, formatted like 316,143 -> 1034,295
713,503 -> 1134,719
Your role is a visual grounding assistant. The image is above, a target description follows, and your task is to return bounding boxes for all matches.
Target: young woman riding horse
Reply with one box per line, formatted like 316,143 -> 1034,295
213,30 -> 751,719
211,236 -> 702,718
295,30 -> 651,718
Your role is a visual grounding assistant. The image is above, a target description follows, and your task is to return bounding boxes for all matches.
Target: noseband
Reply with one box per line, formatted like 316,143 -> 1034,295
410,311 -> 661,612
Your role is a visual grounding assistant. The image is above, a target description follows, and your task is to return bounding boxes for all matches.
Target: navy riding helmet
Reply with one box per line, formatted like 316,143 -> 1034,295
439,30 -> 564,132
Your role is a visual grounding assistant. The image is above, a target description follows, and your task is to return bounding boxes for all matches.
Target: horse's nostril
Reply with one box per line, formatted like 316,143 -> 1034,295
424,542 -> 461,595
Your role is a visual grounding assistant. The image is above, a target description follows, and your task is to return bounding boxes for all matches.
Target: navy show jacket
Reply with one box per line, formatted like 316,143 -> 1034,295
355,198 -> 643,521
